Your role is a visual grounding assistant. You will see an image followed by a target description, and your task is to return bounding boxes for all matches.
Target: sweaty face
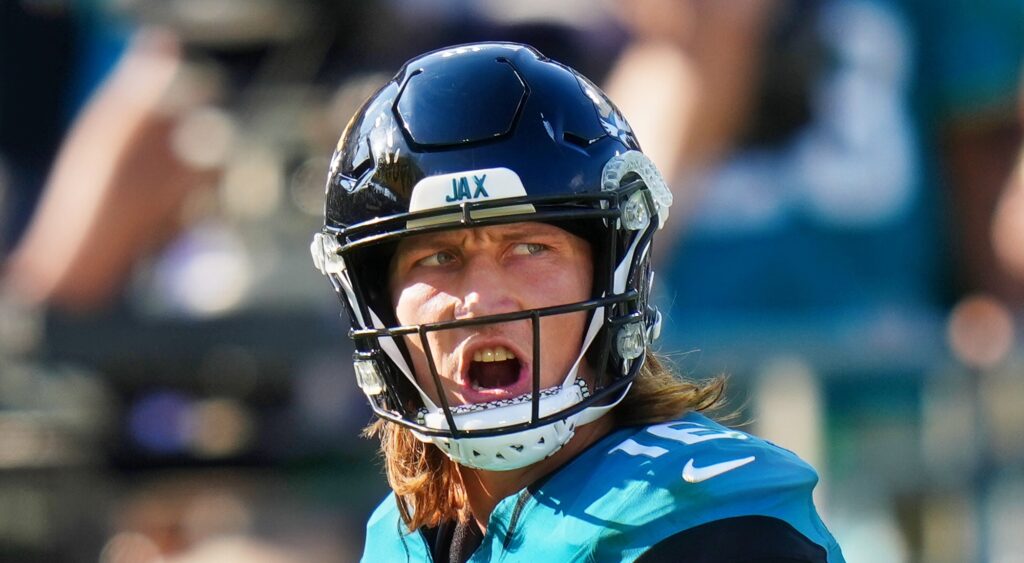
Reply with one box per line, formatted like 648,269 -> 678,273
388,222 -> 594,407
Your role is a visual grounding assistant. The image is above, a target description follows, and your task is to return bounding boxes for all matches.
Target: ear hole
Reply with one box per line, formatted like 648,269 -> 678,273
350,156 -> 373,179
563,131 -> 594,148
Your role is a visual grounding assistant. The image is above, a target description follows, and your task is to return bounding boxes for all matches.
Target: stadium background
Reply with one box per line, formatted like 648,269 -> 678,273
1,0 -> 1022,561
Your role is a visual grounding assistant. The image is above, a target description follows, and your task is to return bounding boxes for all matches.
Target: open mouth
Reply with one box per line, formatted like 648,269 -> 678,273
467,345 -> 523,391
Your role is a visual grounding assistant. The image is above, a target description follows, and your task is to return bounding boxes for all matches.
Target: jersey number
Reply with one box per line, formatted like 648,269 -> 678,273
609,421 -> 748,459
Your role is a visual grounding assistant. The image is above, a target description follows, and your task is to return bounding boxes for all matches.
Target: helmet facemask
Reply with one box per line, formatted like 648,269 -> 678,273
311,150 -> 671,471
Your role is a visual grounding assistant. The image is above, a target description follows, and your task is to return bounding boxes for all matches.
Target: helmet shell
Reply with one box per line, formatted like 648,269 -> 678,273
325,43 -> 640,231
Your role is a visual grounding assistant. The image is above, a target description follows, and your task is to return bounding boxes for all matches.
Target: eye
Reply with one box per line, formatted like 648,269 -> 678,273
417,250 -> 457,267
510,242 -> 547,256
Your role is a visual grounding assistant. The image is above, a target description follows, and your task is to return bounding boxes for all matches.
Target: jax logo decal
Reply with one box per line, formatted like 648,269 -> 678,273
407,167 -> 534,228
446,174 -> 489,202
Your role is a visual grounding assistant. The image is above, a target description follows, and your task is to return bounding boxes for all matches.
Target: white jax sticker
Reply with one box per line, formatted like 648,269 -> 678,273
407,167 -> 535,228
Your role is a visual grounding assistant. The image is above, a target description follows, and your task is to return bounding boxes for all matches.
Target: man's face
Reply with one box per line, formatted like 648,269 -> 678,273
389,222 -> 593,407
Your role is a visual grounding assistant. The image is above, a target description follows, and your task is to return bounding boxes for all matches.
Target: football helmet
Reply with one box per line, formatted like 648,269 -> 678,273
311,43 -> 671,471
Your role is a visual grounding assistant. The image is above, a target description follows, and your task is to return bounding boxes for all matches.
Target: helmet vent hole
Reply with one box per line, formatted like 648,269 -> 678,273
537,437 -> 546,445
350,157 -> 373,180
511,445 -> 524,452
496,453 -> 505,460
472,450 -> 481,457
563,131 -> 594,148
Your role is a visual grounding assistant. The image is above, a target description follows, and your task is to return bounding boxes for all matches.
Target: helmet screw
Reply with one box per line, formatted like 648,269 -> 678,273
621,192 -> 651,231
616,321 -> 646,360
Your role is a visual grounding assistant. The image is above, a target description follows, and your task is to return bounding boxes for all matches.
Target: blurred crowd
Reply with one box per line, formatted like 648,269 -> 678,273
0,0 -> 1022,561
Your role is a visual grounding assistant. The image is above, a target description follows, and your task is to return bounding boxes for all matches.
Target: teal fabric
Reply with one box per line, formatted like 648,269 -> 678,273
901,0 -> 1023,120
362,412 -> 844,562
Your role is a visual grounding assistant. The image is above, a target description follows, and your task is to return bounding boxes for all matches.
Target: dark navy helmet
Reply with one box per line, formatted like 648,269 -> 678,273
311,42 -> 672,470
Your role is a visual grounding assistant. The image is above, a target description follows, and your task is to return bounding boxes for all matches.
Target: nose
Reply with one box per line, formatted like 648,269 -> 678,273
453,255 -> 520,320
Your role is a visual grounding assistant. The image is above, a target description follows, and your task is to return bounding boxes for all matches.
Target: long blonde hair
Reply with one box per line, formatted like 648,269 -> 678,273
364,353 -> 727,531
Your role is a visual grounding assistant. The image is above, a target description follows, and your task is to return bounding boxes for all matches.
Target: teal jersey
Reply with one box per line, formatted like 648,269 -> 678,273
363,412 -> 844,562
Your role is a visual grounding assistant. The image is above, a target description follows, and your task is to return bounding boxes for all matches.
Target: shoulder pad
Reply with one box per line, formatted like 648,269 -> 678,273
603,413 -> 817,493
362,494 -> 429,563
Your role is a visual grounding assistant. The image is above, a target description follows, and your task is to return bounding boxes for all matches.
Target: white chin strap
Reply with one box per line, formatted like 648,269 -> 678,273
414,378 -> 631,471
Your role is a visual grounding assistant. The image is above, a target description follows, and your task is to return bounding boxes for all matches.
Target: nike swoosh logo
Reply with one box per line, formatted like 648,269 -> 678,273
682,456 -> 756,483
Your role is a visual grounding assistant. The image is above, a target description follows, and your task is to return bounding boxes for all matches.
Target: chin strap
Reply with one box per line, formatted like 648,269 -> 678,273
575,381 -> 633,426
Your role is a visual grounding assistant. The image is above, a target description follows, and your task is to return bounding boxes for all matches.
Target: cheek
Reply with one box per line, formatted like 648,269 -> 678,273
537,308 -> 589,388
524,259 -> 592,308
393,282 -> 446,326
530,261 -> 593,385
392,283 -> 446,393
393,284 -> 441,360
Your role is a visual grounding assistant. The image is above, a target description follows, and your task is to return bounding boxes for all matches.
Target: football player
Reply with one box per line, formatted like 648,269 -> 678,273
311,42 -> 844,562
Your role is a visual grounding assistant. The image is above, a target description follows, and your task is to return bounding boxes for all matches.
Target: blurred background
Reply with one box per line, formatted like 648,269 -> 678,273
0,0 -> 1021,561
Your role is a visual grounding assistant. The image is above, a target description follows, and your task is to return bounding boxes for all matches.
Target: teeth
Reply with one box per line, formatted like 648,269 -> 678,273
472,346 -> 515,363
